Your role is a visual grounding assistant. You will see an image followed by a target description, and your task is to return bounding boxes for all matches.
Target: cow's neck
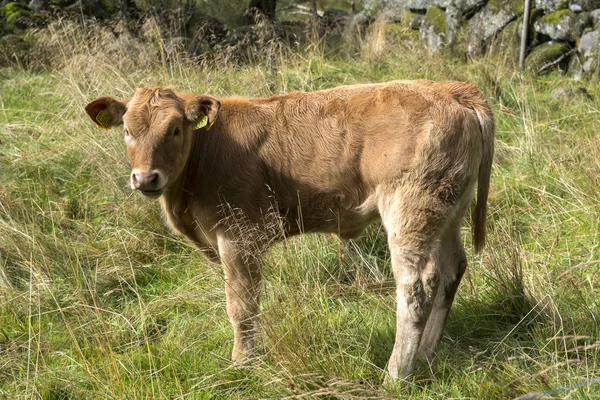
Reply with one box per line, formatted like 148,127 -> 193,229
161,130 -> 204,211
159,126 -> 215,227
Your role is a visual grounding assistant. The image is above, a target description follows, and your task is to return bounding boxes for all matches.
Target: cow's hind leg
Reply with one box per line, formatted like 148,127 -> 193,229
418,219 -> 467,361
381,188 -> 448,380
218,233 -> 263,364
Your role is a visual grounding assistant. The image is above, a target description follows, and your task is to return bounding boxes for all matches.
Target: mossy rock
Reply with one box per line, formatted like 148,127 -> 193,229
525,40 -> 571,71
534,9 -> 591,42
423,5 -> 446,34
540,9 -> 574,25
401,9 -> 425,30
419,6 -> 446,53
385,21 -> 420,44
401,9 -> 413,26
2,2 -> 42,31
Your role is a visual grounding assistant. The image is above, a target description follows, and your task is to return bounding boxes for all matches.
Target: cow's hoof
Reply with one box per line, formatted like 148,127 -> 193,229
383,372 -> 402,388
231,352 -> 257,367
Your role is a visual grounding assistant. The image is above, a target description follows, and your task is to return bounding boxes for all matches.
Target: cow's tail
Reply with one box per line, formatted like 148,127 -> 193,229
469,92 -> 495,253
448,82 -> 495,253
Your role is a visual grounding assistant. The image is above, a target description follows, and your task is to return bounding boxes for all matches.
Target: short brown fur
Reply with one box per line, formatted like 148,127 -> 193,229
85,80 -> 495,380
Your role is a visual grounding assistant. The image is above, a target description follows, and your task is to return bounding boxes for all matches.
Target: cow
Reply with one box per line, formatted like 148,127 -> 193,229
84,80 -> 494,380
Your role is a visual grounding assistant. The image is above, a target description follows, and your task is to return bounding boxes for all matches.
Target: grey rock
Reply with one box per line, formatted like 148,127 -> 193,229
408,0 -> 485,12
568,52 -> 584,79
363,0 -> 484,19
551,86 -> 571,100
577,29 -> 600,73
533,10 -> 591,42
420,24 -> 446,52
570,0 -> 600,11
551,85 -> 593,99
363,0 -> 406,19
570,4 -> 584,12
405,0 -> 445,9
446,4 -> 462,50
452,0 -> 486,13
579,29 -> 599,55
468,0 -> 524,56
591,8 -> 600,26
551,85 -> 571,98
27,0 -> 46,12
343,11 -> 370,36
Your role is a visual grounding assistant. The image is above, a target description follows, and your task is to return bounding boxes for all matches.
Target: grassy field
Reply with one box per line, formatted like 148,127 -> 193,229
1,20 -> 600,399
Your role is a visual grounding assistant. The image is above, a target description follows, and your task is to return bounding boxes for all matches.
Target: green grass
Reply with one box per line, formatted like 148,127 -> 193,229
1,20 -> 600,399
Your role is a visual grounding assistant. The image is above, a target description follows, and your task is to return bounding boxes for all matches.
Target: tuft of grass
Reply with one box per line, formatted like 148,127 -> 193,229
0,18 -> 599,399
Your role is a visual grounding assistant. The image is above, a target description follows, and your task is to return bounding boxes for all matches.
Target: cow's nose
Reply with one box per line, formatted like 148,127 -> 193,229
131,171 -> 160,191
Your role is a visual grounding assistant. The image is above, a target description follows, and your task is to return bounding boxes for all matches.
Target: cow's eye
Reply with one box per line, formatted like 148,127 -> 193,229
174,128 -> 181,136
124,128 -> 130,137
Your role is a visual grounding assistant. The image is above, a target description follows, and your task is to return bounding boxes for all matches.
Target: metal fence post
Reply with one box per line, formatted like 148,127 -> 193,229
519,0 -> 532,69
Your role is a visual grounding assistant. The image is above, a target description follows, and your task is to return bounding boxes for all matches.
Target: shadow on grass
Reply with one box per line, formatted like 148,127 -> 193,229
366,284 -> 546,374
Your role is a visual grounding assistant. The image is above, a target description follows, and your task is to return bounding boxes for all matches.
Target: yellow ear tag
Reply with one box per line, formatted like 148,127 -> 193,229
96,109 -> 111,129
193,114 -> 215,131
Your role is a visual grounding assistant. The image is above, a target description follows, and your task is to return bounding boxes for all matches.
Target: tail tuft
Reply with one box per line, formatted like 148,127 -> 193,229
470,99 -> 495,253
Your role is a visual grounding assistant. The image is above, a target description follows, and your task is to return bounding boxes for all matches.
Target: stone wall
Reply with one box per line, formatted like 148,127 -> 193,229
364,0 -> 600,76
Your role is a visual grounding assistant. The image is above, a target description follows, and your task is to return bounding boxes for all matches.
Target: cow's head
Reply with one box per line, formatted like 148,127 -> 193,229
85,87 -> 220,198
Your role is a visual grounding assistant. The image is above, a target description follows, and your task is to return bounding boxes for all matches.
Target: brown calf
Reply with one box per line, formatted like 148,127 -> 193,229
85,80 -> 494,380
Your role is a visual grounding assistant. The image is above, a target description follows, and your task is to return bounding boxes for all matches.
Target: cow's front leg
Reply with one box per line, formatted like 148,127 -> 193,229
217,233 -> 263,364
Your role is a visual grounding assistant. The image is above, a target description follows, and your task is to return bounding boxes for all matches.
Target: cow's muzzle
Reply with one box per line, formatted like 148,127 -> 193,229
131,169 -> 165,198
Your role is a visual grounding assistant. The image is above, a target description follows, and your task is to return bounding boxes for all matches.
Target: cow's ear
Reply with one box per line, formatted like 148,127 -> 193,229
185,95 -> 220,130
85,96 -> 128,129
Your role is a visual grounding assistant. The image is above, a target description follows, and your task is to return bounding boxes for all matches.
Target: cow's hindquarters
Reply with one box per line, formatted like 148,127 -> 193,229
381,107 -> 484,379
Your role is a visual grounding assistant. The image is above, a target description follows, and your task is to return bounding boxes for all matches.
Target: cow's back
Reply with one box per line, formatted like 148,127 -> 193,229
183,80 -> 484,238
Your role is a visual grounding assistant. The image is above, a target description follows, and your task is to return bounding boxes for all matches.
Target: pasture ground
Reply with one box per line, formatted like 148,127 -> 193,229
1,20 -> 599,399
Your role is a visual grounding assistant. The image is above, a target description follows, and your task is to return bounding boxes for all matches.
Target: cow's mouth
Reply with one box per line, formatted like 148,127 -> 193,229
140,188 -> 164,198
